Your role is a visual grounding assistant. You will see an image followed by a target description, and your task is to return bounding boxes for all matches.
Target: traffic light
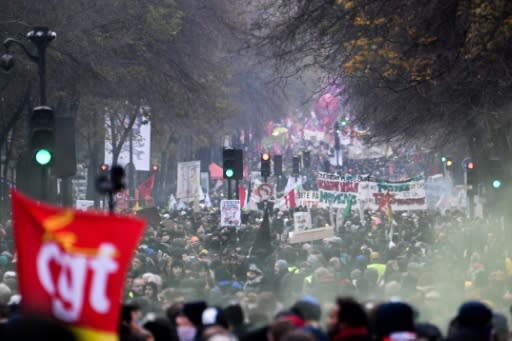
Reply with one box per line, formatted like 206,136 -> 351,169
445,157 -> 454,169
261,152 -> 271,178
492,179 -> 502,189
96,165 -> 126,195
441,156 -> 447,163
273,154 -> 283,176
54,115 -> 77,177
30,106 -> 54,166
465,159 -> 478,195
151,164 -> 160,172
292,156 -> 300,176
223,148 -> 243,180
303,151 -> 311,169
488,159 -> 503,190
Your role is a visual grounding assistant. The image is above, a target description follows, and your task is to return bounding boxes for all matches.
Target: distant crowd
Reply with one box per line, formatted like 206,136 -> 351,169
0,198 -> 511,340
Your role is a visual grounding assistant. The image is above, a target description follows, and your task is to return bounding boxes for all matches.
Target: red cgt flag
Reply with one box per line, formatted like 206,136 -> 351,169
11,190 -> 146,341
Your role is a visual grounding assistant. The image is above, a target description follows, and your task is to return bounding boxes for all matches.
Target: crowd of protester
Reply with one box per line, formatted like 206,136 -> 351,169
0,122 -> 509,340
0,196 -> 511,340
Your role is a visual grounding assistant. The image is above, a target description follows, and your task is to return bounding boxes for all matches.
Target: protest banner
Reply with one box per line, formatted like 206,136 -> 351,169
316,172 -> 359,209
177,161 -> 201,202
11,190 -> 145,341
293,211 -> 312,232
296,191 -> 319,208
220,199 -> 241,227
366,178 -> 427,211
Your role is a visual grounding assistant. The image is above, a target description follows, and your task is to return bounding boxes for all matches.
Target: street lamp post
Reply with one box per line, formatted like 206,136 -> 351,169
2,27 -> 57,202
2,27 -> 56,106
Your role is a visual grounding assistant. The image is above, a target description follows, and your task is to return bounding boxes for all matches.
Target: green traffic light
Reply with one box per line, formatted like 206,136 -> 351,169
492,180 -> 502,189
35,149 -> 52,165
225,169 -> 234,178
441,156 -> 446,162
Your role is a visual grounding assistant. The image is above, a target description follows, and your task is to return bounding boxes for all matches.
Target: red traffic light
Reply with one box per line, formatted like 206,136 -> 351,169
262,153 -> 270,161
99,163 -> 109,172
151,164 -> 159,172
467,161 -> 475,170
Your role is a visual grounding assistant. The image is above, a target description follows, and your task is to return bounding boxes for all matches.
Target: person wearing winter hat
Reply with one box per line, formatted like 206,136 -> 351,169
374,301 -> 416,341
224,303 -> 249,339
445,301 -> 493,341
244,263 -> 265,293
202,306 -> 229,330
272,259 -> 289,302
326,297 -> 370,341
292,296 -> 327,341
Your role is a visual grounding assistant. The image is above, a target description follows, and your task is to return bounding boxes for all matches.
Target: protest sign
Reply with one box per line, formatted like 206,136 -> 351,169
220,200 -> 241,227
11,190 -> 145,341
76,200 -> 94,211
293,211 -> 312,232
288,226 -> 334,244
177,161 -> 201,202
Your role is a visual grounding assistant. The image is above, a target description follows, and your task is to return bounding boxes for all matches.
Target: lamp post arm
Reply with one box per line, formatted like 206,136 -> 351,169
3,38 -> 39,63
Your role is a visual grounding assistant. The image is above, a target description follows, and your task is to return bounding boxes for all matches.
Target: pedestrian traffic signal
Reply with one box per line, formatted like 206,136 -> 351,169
223,148 -> 243,180
273,154 -> 283,176
261,152 -> 271,178
30,106 -> 54,166
292,156 -> 300,176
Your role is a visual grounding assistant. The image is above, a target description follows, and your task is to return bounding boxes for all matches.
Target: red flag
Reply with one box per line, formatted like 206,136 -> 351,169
377,191 -> 393,212
239,186 -> 247,209
137,175 -> 155,205
284,189 -> 296,209
11,190 -> 145,341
